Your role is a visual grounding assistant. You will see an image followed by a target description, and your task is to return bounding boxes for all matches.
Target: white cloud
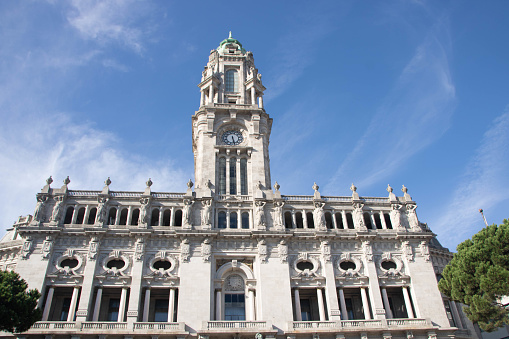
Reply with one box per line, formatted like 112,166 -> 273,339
431,108 -> 509,248
324,19 -> 456,193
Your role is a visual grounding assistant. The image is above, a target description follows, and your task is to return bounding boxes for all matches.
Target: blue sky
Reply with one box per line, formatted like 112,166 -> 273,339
0,0 -> 508,250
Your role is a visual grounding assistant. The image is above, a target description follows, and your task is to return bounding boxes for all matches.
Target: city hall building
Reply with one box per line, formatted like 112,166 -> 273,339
0,35 -> 477,339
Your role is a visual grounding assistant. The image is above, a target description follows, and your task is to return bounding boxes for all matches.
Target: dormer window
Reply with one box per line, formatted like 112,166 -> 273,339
225,69 -> 239,92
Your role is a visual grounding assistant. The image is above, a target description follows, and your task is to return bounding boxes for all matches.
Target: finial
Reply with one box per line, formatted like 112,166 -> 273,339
401,185 -> 408,194
146,178 -> 153,187
387,184 -> 393,193
63,176 -> 70,185
229,31 -> 232,38
274,181 -> 280,191
105,177 -> 111,186
187,179 -> 193,189
312,182 -> 319,191
46,176 -> 53,185
350,183 -> 357,192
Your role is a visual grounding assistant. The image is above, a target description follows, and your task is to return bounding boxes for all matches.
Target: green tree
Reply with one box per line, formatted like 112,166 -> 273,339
438,218 -> 509,332
0,270 -> 41,333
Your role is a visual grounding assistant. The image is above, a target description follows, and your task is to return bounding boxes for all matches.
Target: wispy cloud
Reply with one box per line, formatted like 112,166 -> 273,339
431,107 -> 509,249
66,0 -> 154,55
324,18 -> 456,193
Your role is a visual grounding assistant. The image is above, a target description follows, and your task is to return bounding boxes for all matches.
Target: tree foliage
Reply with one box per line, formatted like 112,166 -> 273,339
0,270 -> 41,333
438,219 -> 509,332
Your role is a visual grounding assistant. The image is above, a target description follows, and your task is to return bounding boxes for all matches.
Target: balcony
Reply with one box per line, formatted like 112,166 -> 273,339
288,318 -> 435,333
202,321 -> 276,334
26,321 -> 187,335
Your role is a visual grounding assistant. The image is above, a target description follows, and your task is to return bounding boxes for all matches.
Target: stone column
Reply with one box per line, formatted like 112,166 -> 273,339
71,207 -> 79,224
170,207 -> 175,226
201,91 -> 205,106
236,160 -> 241,196
208,85 -> 214,104
118,287 -> 128,322
142,288 -> 151,322
251,87 -> 255,105
158,209 -> 163,226
92,287 -> 103,321
247,289 -> 255,321
67,286 -> 80,322
302,210 -> 308,228
450,301 -> 463,329
341,211 -> 348,229
168,288 -> 176,322
402,287 -> 414,318
225,158 -> 230,195
380,212 -> 387,229
294,289 -> 302,321
127,207 -> 133,226
370,212 -> 377,229
83,206 -> 90,225
291,211 -> 297,229
259,95 -> 263,109
226,210 -> 230,228
381,288 -> 393,319
332,210 -> 338,229
338,288 -> 348,320
215,290 -> 222,320
317,288 -> 326,321
360,287 -> 371,320
41,287 -> 55,321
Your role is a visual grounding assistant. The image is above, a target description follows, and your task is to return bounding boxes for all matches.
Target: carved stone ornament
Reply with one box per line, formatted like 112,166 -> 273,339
273,200 -> 285,230
406,331 -> 414,339
278,240 -> 288,263
361,240 -> 373,262
390,204 -> 405,231
32,195 -> 48,224
258,239 -> 268,263
95,196 -> 109,225
320,240 -> 331,262
138,197 -> 151,227
313,202 -> 326,231
224,274 -> 245,291
379,253 -> 404,277
54,250 -> 84,276
201,199 -> 212,226
42,236 -> 54,259
254,200 -> 266,230
21,236 -> 33,259
294,255 -> 320,278
100,250 -> 130,277
88,237 -> 99,260
182,199 -> 194,229
337,254 -> 363,278
134,237 -> 145,261
50,195 -> 65,224
180,239 -> 191,263
353,202 -> 367,231
201,238 -> 211,262
406,204 -> 421,231
401,241 -> 414,262
419,241 -> 430,261
146,252 -> 178,279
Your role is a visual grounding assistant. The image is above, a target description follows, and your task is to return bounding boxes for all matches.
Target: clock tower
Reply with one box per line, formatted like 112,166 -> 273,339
192,33 -> 272,199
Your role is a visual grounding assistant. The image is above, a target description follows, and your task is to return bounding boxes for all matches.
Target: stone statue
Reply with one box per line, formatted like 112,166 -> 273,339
273,201 -> 284,228
202,199 -> 212,226
254,201 -> 266,227
33,195 -> 48,223
95,196 -> 109,224
390,204 -> 404,230
183,199 -> 194,227
139,197 -> 150,225
406,204 -> 420,231
313,201 -> 326,229
353,203 -> 366,230
50,196 -> 64,223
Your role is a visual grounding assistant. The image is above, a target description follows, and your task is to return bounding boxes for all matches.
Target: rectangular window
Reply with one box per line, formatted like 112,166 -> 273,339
225,294 -> 245,320
240,158 -> 247,195
219,158 -> 226,195
59,297 -> 72,321
230,158 -> 237,195
154,299 -> 169,322
241,212 -> 249,229
107,298 -> 120,321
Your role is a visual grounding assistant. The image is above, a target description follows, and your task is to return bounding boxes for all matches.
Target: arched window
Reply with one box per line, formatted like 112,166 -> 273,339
225,69 -> 239,93
230,157 -> 237,195
295,212 -> 304,228
374,213 -> 382,229
241,212 -> 249,229
346,212 -> 354,229
219,158 -> 226,195
335,212 -> 344,229
384,213 -> 392,229
230,212 -> 238,229
87,208 -> 97,224
64,206 -> 74,224
240,158 -> 247,195
119,208 -> 128,225
76,207 -> 86,224
306,212 -> 314,228
162,209 -> 171,226
218,211 -> 226,229
284,211 -> 293,229
131,208 -> 139,226
151,208 -> 160,226
224,274 -> 245,320
108,207 -> 117,225
325,212 -> 333,229
174,210 -> 183,226
363,212 -> 373,229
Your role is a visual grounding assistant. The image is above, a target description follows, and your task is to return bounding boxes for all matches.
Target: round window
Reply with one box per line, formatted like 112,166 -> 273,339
60,258 -> 79,269
106,259 -> 125,270
296,261 -> 314,271
340,261 -> 356,271
153,260 -> 172,271
381,260 -> 397,270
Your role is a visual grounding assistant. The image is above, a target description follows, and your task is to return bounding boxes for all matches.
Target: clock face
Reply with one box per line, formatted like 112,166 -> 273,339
222,130 -> 244,145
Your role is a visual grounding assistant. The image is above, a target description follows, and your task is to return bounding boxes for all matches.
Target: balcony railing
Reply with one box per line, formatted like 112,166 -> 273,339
289,318 -> 434,332
27,321 -> 187,334
203,321 -> 272,332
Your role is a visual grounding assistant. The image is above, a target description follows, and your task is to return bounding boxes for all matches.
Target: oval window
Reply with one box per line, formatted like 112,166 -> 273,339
296,261 -> 314,271
106,259 -> 125,270
340,261 -> 356,271
60,258 -> 79,269
153,260 -> 172,271
381,260 -> 397,270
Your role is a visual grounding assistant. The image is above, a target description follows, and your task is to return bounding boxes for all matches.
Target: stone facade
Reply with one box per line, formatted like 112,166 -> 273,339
0,34 -> 477,339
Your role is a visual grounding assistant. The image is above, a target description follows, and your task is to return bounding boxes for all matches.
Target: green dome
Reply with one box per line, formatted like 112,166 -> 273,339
217,32 -> 246,54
